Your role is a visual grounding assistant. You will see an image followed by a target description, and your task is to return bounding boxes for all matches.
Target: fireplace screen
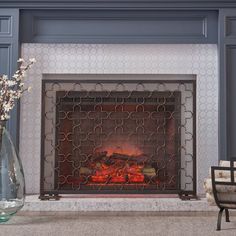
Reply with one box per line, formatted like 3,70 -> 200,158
40,78 -> 196,199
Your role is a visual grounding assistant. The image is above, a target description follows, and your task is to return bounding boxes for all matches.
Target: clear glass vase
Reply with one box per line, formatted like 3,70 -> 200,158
0,121 -> 25,222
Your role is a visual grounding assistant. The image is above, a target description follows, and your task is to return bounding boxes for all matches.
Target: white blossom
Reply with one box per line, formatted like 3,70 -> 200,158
17,58 -> 25,63
2,75 -> 8,80
12,74 -> 19,79
0,58 -> 35,120
6,80 -> 17,86
29,58 -> 36,63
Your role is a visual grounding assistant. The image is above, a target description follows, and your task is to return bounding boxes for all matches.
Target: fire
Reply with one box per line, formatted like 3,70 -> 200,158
90,144 -> 146,184
64,145 -> 158,186
60,143 -> 158,186
97,142 -> 143,157
91,162 -> 145,184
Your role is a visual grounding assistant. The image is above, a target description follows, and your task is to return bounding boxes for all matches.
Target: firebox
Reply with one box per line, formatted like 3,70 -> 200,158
40,77 -> 196,199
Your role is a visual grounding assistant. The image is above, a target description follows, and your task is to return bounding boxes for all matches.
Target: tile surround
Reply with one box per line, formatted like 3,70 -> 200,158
20,44 -> 218,195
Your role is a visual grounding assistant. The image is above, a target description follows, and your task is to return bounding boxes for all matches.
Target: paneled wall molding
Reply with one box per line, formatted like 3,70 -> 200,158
20,10 -> 218,44
219,9 -> 236,160
1,0 -> 236,9
0,9 -> 19,147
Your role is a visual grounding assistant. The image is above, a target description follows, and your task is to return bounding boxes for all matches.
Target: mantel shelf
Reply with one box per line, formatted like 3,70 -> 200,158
1,0 -> 236,9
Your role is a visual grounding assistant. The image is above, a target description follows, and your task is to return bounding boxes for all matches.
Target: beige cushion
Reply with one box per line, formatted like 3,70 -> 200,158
205,161 -> 236,208
220,160 -> 236,167
218,192 -> 236,202
203,178 -> 236,193
206,192 -> 236,207
209,161 -> 236,178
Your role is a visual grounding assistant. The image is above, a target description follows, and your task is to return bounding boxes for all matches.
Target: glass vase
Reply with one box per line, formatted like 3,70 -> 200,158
0,120 -> 25,222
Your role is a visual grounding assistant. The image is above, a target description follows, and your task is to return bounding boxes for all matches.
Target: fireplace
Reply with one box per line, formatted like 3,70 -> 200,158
19,44 -> 217,198
40,78 -> 196,199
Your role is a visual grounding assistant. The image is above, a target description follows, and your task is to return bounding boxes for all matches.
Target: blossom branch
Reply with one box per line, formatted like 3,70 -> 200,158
0,58 -> 36,120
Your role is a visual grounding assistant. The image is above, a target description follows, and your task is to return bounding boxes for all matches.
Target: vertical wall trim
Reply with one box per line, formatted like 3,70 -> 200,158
219,9 -> 236,160
219,10 -> 227,160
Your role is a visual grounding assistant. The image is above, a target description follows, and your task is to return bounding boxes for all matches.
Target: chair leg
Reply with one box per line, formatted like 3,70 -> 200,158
225,209 -> 230,222
217,208 -> 224,231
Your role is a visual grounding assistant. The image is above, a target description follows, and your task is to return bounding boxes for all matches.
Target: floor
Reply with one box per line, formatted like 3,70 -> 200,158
1,213 -> 236,236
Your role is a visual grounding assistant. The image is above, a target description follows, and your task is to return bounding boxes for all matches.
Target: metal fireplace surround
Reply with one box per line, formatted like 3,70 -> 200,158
40,79 -> 196,199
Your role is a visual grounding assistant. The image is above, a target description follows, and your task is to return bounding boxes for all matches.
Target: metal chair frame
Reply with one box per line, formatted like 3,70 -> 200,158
211,159 -> 236,230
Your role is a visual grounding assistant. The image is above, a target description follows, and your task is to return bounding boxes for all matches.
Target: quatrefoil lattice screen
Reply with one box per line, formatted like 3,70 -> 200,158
40,79 -> 196,197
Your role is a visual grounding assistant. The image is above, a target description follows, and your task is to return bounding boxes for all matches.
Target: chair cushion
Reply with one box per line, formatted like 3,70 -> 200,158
209,161 -> 236,179
205,161 -> 236,208
204,178 -> 236,193
220,160 -> 236,167
206,192 -> 236,208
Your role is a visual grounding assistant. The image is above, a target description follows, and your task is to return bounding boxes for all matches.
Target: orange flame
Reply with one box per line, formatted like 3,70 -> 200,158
90,142 -> 146,184
97,142 -> 143,156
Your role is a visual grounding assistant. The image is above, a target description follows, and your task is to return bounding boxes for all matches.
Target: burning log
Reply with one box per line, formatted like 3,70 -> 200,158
110,153 -> 131,160
88,150 -> 152,185
79,167 -> 92,175
142,167 -> 156,177
95,162 -> 102,168
110,153 -> 148,163
104,159 -> 115,165
91,175 -> 109,183
128,174 -> 145,183
110,176 -> 126,183
92,151 -> 108,162
126,165 -> 142,174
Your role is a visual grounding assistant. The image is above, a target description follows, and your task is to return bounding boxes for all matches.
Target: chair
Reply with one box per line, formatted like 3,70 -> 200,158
211,159 -> 236,230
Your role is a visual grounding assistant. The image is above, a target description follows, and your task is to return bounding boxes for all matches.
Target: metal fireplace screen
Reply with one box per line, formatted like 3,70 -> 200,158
40,79 -> 196,198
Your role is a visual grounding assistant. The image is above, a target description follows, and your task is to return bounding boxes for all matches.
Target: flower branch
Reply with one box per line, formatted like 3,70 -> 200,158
0,58 -> 36,120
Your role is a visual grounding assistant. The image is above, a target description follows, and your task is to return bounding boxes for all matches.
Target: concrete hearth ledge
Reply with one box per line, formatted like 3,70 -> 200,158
21,195 -> 218,212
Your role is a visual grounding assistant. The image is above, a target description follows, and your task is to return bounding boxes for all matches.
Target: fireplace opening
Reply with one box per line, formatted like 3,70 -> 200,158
40,79 -> 196,199
56,90 -> 181,190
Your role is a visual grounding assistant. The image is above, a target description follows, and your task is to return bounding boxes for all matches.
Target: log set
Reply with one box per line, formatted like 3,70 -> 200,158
76,151 -> 159,184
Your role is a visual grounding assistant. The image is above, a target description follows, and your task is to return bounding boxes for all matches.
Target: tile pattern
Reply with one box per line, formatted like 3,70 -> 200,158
20,44 -> 218,194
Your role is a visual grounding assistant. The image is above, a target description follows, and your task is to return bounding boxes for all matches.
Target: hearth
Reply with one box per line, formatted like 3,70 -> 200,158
40,78 -> 196,199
